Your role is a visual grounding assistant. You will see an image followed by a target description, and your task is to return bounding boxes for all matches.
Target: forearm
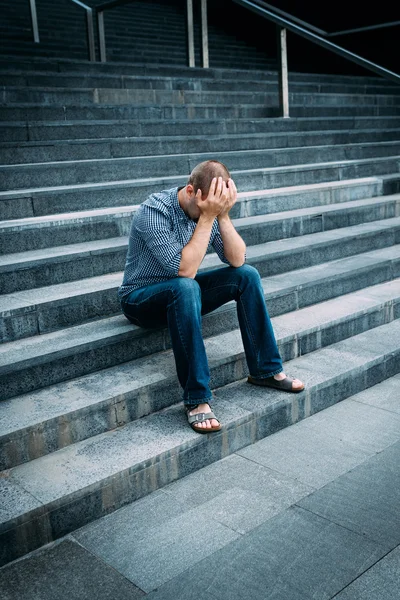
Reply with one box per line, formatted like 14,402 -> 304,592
178,215 -> 214,278
218,215 -> 246,267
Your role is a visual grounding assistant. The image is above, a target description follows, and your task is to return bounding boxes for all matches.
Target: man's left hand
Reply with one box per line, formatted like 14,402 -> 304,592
218,178 -> 237,219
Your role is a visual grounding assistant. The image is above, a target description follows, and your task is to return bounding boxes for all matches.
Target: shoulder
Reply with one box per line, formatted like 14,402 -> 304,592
142,188 -> 177,214
135,188 -> 177,229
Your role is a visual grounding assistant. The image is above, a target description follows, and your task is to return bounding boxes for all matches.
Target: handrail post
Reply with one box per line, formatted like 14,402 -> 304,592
86,7 -> 96,61
201,0 -> 209,68
29,0 -> 40,43
277,26 -> 289,118
98,10 -> 106,62
186,0 -> 195,67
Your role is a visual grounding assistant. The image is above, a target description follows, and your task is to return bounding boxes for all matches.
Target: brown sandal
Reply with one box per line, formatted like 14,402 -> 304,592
186,405 -> 222,433
248,375 -> 305,393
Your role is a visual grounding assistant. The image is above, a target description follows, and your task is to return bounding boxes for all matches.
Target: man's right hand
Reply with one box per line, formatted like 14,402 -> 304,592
196,176 -> 229,219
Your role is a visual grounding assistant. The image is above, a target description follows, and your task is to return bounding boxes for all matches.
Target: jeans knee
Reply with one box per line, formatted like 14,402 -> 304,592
172,277 -> 201,307
236,264 -> 261,286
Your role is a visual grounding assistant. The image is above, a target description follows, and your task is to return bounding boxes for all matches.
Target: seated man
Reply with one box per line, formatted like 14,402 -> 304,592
118,160 -> 304,433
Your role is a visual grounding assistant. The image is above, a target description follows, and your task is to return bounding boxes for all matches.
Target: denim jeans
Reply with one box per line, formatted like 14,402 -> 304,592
121,264 -> 283,407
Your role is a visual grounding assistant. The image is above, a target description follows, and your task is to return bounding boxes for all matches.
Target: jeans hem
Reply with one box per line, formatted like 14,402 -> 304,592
249,367 -> 283,379
184,396 -> 213,407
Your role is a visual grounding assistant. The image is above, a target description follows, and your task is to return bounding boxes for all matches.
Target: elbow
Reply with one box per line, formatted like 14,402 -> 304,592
230,260 -> 245,268
178,267 -> 196,279
227,252 -> 246,268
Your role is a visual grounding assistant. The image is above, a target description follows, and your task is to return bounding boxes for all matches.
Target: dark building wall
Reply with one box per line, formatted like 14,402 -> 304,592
208,0 -> 399,75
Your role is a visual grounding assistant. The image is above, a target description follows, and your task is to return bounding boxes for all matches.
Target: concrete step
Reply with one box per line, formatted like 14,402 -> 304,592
3,129 -> 400,165
3,116 -> 400,143
2,194 -> 400,342
2,72 -> 399,96
1,277 -> 399,472
1,211 -> 400,294
3,86 -> 400,107
0,57 -> 393,87
3,102 -> 400,123
0,47 -> 274,68
0,218 -> 397,343
1,317 -> 399,566
1,190 -> 399,258
0,236 -> 399,401
2,141 -> 400,192
0,44 -> 273,68
1,158 -> 399,220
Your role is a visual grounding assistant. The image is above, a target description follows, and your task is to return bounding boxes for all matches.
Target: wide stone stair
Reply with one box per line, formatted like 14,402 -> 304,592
1,53 -> 400,567
0,0 -> 275,70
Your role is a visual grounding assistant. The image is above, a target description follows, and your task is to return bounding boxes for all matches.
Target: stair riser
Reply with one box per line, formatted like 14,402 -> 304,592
1,193 -> 397,259
0,166 -> 394,221
3,86 -> 400,107
0,58 -> 395,86
3,295 -> 400,472
3,130 -> 400,165
3,104 -> 400,123
3,214 -> 400,294
2,344 -> 399,567
1,252 -> 399,400
2,143 -> 400,192
2,200 -> 399,342
2,74 -> 399,97
3,117 -> 400,143
0,247 -> 125,294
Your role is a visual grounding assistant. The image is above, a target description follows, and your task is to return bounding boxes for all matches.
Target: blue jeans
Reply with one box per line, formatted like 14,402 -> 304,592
121,264 -> 283,407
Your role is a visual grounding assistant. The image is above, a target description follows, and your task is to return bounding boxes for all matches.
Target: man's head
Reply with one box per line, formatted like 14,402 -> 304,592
178,159 -> 232,221
187,160 -> 230,199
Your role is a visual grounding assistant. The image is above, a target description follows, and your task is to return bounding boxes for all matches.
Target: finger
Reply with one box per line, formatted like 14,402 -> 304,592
228,178 -> 237,202
216,176 -> 224,196
208,177 -> 217,197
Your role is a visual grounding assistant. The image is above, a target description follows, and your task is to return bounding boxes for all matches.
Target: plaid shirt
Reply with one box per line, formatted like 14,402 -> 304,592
118,187 -> 230,299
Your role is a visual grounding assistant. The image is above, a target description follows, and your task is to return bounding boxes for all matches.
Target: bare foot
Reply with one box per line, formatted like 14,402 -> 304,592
274,372 -> 304,391
187,403 -> 220,430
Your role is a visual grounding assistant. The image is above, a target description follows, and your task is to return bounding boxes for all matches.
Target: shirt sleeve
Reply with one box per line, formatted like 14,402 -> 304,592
134,204 -> 183,275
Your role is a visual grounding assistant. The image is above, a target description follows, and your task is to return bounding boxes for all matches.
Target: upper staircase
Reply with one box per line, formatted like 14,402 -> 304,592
1,0 -> 400,568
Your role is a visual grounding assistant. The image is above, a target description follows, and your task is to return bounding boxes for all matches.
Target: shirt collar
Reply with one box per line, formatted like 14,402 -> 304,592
174,186 -> 192,222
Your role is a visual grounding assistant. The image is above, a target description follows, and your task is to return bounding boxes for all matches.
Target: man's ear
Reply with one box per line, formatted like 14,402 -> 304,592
186,184 -> 194,195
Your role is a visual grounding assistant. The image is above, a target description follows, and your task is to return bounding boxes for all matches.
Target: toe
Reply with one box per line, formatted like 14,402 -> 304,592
292,378 -> 304,390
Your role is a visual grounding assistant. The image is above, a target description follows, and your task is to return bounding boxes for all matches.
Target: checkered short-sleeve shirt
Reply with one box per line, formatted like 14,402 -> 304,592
118,187 -> 231,300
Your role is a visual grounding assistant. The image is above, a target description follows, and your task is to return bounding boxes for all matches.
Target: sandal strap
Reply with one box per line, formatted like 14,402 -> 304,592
187,411 -> 217,425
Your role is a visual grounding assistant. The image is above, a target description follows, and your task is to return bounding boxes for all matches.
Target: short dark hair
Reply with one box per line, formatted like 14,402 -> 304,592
188,160 -> 230,197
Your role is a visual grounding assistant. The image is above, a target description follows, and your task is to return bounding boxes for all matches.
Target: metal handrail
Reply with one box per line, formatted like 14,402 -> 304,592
247,1 -> 400,39
29,0 -> 40,43
69,0 -> 96,61
327,21 -> 400,38
234,0 -> 400,84
96,0 -> 142,63
28,0 -> 96,61
95,0 -> 201,65
244,0 -> 326,36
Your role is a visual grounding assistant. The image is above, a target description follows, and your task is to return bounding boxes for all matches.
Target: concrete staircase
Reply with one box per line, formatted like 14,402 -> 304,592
1,45 -> 400,567
0,0 -> 275,69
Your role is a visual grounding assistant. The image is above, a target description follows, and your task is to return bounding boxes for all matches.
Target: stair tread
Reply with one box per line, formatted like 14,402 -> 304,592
0,191 -> 395,231
1,244 -> 399,368
2,317 -> 400,528
1,214 -> 399,270
0,170 -> 385,200
2,127 -> 400,149
0,277 -> 399,439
